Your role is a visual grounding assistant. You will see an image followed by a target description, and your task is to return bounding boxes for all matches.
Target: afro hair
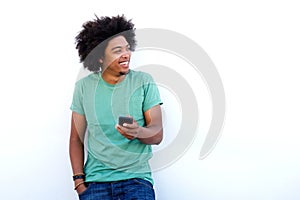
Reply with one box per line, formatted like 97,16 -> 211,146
75,15 -> 136,72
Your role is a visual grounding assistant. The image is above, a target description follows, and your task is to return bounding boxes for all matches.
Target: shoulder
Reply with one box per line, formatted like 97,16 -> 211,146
75,73 -> 100,86
73,73 -> 100,95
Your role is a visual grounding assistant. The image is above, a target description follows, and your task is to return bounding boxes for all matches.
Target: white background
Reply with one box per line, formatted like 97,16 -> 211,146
1,0 -> 300,199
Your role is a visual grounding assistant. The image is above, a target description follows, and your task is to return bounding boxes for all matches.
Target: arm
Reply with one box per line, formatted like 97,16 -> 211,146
116,105 -> 163,145
69,111 -> 87,194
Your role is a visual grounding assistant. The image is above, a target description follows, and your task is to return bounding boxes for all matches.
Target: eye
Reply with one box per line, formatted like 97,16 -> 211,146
114,49 -> 122,54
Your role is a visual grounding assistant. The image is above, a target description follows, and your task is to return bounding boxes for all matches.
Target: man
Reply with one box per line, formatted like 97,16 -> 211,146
69,15 -> 163,200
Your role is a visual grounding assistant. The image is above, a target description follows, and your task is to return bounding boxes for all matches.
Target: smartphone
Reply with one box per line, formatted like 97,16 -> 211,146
118,116 -> 133,126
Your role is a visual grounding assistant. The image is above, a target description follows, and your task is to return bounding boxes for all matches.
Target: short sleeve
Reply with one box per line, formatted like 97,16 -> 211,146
142,74 -> 163,112
70,81 -> 85,115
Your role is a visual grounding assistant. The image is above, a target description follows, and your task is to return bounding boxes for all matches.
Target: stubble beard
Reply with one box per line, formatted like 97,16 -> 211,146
119,70 -> 130,76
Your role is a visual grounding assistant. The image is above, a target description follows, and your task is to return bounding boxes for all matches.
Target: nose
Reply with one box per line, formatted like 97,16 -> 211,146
121,53 -> 129,59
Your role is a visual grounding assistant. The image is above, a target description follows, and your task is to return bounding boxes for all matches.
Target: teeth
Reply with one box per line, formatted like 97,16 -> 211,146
120,61 -> 128,65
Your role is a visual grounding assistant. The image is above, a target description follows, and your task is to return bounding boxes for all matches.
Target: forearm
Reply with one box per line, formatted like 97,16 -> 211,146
69,112 -> 87,175
69,138 -> 85,174
137,124 -> 163,145
69,138 -> 87,193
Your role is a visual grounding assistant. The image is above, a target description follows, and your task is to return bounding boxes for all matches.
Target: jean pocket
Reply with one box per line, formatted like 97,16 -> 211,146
132,178 -> 153,190
78,182 -> 92,197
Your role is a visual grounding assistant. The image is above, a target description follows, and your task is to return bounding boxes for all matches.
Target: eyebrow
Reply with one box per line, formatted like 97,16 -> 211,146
111,44 -> 130,51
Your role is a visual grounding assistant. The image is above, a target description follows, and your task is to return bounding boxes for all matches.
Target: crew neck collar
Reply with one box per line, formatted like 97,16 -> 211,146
99,70 -> 130,88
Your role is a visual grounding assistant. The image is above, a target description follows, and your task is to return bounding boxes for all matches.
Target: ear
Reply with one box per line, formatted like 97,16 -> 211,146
99,58 -> 103,64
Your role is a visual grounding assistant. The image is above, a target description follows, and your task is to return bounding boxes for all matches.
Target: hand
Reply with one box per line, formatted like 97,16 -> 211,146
115,118 -> 142,140
76,183 -> 87,195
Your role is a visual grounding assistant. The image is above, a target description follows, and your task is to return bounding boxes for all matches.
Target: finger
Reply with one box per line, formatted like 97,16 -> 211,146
123,121 -> 138,129
116,124 -> 130,132
116,124 -> 126,134
116,125 -> 135,140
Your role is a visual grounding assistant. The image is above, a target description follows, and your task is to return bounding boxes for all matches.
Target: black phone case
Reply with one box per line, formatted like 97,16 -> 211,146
118,116 -> 133,126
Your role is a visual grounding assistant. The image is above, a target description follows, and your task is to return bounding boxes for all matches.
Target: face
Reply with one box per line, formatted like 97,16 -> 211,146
100,35 -> 131,76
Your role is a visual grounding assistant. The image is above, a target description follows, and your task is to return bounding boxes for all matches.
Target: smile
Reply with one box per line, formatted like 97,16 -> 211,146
119,61 -> 129,66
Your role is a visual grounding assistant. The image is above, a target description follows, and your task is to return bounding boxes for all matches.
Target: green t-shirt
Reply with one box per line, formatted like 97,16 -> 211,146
70,70 -> 162,184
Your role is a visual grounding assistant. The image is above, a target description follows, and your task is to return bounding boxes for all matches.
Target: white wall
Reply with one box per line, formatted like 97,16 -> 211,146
1,0 -> 300,199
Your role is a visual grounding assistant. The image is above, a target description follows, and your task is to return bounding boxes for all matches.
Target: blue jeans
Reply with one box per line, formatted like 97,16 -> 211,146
78,178 -> 155,200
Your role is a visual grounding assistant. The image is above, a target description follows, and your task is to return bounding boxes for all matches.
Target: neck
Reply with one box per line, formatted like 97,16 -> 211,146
101,71 -> 125,84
